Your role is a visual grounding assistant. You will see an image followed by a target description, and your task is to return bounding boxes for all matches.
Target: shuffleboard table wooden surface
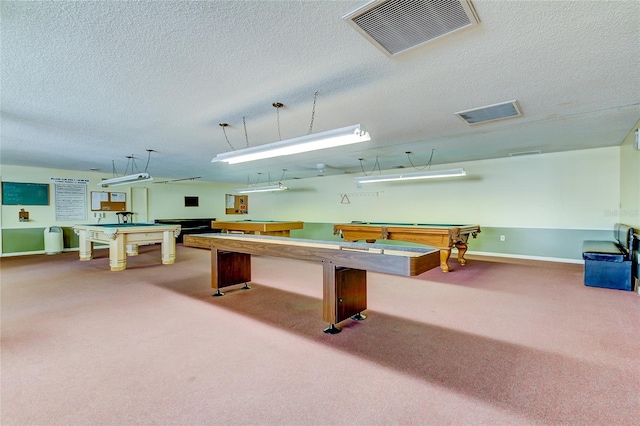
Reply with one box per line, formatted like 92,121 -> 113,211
184,233 -> 440,333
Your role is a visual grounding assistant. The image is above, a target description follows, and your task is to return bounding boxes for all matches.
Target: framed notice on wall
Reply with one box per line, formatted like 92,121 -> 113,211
91,191 -> 126,211
52,178 -> 88,221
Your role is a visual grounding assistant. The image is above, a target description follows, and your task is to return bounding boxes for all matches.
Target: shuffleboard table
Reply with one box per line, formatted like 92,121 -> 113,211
212,220 -> 303,236
73,223 -> 181,271
334,222 -> 481,272
184,233 -> 440,333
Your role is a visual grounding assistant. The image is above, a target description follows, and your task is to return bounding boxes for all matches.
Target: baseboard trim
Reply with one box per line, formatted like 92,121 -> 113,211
1,250 -> 47,257
0,248 -> 584,264
0,247 -> 107,258
467,250 -> 583,265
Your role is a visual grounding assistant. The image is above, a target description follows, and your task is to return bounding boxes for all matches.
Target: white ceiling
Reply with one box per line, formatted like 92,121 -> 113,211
2,0 -> 639,184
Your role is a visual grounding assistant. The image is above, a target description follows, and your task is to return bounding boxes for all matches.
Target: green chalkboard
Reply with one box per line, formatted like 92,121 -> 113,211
2,182 -> 50,205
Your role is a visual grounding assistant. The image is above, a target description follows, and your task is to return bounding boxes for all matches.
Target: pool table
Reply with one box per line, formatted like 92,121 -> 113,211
334,222 -> 481,272
212,220 -> 303,236
73,223 -> 181,271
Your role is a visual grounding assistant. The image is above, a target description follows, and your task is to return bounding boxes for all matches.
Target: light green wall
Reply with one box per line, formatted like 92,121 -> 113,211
1,226 -> 79,253
0,146 -> 631,261
618,119 -> 640,282
0,165 -> 237,227
1,228 -> 45,253
619,118 -> 640,230
248,147 -> 624,262
1,165 -> 123,228
145,181 -> 237,221
291,223 -> 610,261
0,165 -> 238,254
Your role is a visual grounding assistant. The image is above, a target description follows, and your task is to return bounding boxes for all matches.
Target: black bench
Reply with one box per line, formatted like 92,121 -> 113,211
154,218 -> 218,243
582,223 -> 635,291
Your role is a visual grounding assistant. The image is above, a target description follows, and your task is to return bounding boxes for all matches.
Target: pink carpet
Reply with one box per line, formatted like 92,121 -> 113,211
1,245 -> 639,425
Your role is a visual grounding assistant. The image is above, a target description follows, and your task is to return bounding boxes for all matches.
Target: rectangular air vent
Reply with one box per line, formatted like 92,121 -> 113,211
343,0 -> 480,57
455,100 -> 523,125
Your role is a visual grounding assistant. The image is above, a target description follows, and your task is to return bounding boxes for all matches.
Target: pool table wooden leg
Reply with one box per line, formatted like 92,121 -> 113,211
109,236 -> 127,271
456,243 -> 468,266
126,244 -> 138,256
77,230 -> 93,261
439,249 -> 451,272
161,230 -> 177,265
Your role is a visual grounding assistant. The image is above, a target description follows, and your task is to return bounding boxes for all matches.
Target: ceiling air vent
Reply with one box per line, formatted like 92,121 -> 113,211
343,0 -> 480,57
455,100 -> 523,125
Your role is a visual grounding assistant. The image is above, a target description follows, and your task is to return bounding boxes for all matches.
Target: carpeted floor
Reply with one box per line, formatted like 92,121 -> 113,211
1,244 -> 639,425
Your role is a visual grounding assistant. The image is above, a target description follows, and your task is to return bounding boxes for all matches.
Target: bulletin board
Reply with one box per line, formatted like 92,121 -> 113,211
225,194 -> 248,214
2,182 -> 50,205
91,191 -> 126,211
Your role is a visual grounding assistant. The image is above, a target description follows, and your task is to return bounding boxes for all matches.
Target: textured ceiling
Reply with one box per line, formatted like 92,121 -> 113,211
2,0 -> 639,184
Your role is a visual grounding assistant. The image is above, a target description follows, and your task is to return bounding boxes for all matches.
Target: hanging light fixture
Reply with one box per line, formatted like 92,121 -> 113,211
99,150 -> 155,187
354,168 -> 466,184
99,172 -> 153,187
233,170 -> 289,194
234,183 -> 289,194
212,124 -> 370,164
354,150 -> 466,184
212,93 -> 371,164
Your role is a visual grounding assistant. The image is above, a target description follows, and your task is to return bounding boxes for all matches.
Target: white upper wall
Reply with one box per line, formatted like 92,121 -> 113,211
0,165 -> 237,228
250,146 -> 621,229
0,146 -> 622,230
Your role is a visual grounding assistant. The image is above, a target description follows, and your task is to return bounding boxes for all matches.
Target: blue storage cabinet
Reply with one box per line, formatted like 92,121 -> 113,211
582,224 -> 635,291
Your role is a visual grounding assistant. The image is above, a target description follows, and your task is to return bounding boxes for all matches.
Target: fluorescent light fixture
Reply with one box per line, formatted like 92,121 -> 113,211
99,173 -> 153,187
233,183 -> 289,194
212,124 -> 370,164
354,168 -> 466,184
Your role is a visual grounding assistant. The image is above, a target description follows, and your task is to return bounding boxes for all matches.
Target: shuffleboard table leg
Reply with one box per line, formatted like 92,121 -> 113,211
323,324 -> 341,334
211,249 -> 251,296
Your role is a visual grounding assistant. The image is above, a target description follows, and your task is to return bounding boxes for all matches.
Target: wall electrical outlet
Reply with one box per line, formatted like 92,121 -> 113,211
94,212 -> 105,218
500,235 -> 506,242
